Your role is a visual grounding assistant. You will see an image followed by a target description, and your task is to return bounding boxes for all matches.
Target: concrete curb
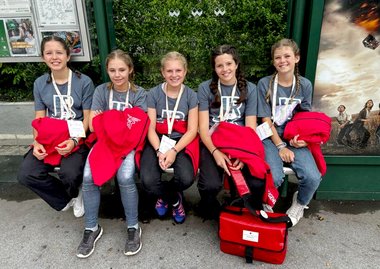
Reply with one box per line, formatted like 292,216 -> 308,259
0,134 -> 33,146
0,102 -> 34,105
0,134 -> 33,156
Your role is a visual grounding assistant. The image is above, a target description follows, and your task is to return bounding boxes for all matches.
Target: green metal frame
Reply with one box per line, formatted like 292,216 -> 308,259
93,0 -> 116,82
287,0 -> 380,200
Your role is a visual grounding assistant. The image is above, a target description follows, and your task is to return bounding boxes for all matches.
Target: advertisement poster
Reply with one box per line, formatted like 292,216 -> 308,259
5,17 -> 38,56
41,30 -> 82,55
314,0 -> 380,155
0,20 -> 10,56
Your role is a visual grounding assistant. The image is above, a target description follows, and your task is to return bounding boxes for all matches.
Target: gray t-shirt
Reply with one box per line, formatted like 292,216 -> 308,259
91,83 -> 147,112
257,75 -> 312,135
197,79 -> 257,127
33,72 -> 94,121
147,83 -> 198,138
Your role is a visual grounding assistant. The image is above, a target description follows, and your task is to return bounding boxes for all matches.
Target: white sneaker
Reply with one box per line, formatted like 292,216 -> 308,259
262,203 -> 274,213
286,191 -> 306,227
61,199 -> 74,212
73,187 -> 85,218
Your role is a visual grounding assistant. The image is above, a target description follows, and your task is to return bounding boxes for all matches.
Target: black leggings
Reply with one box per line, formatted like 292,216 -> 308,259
139,143 -> 195,204
17,145 -> 89,210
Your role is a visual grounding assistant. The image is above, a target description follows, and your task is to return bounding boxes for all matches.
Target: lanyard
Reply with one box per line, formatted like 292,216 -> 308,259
217,79 -> 237,122
271,74 -> 296,121
108,82 -> 130,110
163,83 -> 184,135
51,69 -> 72,120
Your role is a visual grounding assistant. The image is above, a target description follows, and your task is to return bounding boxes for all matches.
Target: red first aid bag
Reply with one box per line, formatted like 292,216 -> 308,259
219,206 -> 288,264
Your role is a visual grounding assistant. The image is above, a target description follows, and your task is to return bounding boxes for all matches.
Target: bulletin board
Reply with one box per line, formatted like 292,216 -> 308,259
0,0 -> 92,62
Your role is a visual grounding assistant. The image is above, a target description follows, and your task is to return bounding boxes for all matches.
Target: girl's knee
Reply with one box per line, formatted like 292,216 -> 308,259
270,168 -> 285,188
117,175 -> 135,187
302,171 -> 321,189
179,175 -> 195,190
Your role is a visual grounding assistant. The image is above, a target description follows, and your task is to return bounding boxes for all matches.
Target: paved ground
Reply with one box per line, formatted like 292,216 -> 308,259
0,102 -> 379,269
0,102 -> 34,156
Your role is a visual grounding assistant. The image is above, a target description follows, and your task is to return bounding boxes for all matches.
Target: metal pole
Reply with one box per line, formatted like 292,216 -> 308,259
105,0 -> 116,51
286,0 -> 295,38
93,0 -> 110,82
304,0 -> 325,86
290,0 -> 306,45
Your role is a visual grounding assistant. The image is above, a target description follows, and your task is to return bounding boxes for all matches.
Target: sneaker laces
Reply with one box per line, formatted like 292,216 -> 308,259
174,202 -> 185,217
156,198 -> 167,208
287,202 -> 305,217
127,228 -> 136,241
82,230 -> 92,244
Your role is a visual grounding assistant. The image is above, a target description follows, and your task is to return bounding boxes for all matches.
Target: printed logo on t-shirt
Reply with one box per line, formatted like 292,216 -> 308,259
161,109 -> 185,120
52,94 -> 76,119
212,96 -> 242,123
273,97 -> 301,126
278,97 -> 301,106
110,101 -> 132,111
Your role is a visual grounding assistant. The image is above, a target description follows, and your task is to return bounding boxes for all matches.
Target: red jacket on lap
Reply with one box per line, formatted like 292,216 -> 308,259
32,117 -> 80,166
89,107 -> 149,186
283,111 -> 331,176
211,122 -> 279,207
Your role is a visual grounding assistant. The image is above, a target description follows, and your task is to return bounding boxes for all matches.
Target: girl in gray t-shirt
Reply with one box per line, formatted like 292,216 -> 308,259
140,51 -> 198,224
18,36 -> 94,220
77,50 -> 146,258
197,45 -> 259,220
257,38 -> 321,227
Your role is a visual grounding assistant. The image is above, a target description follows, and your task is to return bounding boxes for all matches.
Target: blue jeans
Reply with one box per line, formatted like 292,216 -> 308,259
82,150 -> 138,228
262,138 -> 321,205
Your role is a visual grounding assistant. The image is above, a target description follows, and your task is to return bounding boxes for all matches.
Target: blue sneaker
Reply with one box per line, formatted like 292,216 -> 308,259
155,198 -> 168,217
172,193 -> 186,224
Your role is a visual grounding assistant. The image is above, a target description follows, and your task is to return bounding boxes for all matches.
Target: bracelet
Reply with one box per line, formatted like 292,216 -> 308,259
171,147 -> 178,153
156,148 -> 160,157
276,141 -> 287,151
70,137 -> 79,147
211,148 -> 218,155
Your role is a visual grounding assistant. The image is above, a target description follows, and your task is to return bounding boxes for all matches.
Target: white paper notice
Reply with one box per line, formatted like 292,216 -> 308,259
256,122 -> 273,141
67,120 -> 85,138
242,230 -> 259,243
35,0 -> 77,26
158,135 -> 176,154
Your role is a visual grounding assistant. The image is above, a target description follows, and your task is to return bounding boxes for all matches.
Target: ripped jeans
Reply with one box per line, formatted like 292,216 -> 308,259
82,150 -> 138,228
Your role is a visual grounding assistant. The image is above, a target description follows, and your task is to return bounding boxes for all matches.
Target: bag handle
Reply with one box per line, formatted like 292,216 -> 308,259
227,165 -> 292,227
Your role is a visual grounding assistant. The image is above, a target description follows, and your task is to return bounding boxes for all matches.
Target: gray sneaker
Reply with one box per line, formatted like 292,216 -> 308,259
124,227 -> 142,256
76,226 -> 103,258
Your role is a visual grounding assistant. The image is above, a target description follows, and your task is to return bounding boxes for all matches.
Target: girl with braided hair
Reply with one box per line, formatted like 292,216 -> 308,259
257,38 -> 321,227
197,45 -> 261,220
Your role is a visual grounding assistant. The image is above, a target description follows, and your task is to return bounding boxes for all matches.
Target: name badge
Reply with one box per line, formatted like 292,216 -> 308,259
256,122 -> 273,140
67,120 -> 86,138
159,135 -> 177,154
